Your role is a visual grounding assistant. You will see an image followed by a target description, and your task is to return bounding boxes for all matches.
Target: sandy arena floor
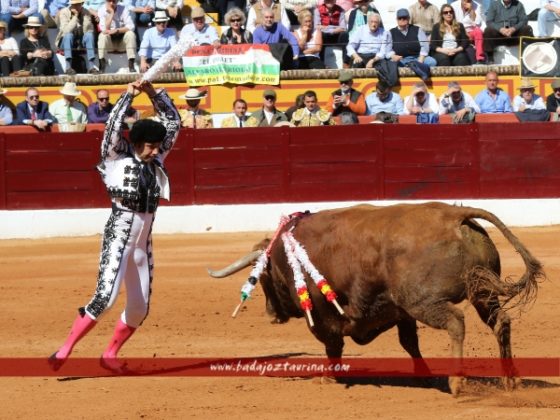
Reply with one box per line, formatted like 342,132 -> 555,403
0,226 -> 558,419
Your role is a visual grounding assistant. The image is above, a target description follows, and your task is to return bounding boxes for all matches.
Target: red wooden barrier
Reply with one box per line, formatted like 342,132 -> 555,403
1,123 -> 559,210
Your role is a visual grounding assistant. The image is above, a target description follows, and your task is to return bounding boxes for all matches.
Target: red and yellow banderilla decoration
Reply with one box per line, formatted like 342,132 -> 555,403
232,215 -> 345,326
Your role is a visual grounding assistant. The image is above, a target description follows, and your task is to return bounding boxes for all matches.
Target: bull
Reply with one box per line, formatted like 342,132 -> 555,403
208,202 -> 543,395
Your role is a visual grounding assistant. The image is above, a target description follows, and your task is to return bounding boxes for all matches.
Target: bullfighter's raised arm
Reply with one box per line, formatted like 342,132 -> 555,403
100,91 -> 134,162
149,88 -> 180,162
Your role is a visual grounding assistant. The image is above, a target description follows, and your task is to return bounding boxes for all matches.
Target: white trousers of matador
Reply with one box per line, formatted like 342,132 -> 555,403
84,209 -> 155,328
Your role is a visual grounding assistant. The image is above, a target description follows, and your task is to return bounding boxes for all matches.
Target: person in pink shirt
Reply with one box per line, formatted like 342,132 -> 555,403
451,0 -> 485,64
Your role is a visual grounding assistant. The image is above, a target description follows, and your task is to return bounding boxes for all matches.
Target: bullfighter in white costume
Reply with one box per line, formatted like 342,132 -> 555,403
49,80 -> 180,372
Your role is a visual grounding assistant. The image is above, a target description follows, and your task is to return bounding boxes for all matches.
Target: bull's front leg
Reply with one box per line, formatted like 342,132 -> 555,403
314,335 -> 344,385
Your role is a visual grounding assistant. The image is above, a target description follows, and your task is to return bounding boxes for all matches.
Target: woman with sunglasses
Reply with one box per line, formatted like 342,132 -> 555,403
19,16 -> 55,76
220,7 -> 253,44
429,4 -> 470,67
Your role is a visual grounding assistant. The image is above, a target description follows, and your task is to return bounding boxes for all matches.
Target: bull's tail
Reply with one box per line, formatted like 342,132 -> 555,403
458,206 -> 544,311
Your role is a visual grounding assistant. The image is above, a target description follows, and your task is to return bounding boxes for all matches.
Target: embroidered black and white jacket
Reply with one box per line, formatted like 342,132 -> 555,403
97,89 -> 180,213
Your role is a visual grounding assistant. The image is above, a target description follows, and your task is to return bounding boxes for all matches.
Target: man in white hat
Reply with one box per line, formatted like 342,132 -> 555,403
513,78 -> 546,112
97,0 -> 137,73
179,6 -> 219,47
55,0 -> 98,75
0,88 -> 13,126
49,82 -> 88,124
178,88 -> 213,128
0,0 -> 42,35
139,10 -> 180,73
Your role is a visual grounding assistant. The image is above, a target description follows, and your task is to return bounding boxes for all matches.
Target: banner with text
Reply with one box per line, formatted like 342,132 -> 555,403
183,44 -> 280,86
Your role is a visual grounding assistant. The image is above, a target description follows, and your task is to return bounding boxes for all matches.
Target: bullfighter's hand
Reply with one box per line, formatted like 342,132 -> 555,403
127,82 -> 142,97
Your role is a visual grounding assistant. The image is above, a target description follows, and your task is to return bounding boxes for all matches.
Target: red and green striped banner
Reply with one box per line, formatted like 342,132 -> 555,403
183,44 -> 280,86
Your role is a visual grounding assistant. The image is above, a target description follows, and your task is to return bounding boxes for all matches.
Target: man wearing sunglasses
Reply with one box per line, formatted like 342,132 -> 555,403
14,87 -> 55,130
87,89 -> 139,124
139,10 -> 180,73
247,89 -> 288,127
180,6 -> 220,48
326,70 -> 366,116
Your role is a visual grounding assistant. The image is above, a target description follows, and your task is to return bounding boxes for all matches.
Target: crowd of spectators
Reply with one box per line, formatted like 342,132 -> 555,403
0,0 -> 552,77
1,71 -> 556,130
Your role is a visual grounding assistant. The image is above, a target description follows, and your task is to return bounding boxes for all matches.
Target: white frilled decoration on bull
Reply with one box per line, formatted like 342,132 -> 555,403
282,232 -> 314,327
284,232 -> 345,316
231,215 -> 290,318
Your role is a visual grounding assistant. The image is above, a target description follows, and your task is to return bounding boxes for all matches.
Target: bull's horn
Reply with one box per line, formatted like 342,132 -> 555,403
207,250 -> 263,278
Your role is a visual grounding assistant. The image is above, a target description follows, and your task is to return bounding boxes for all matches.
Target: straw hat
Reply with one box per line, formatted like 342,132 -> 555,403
191,7 -> 206,19
69,0 -> 85,4
153,10 -> 170,22
23,16 -> 43,27
518,78 -> 536,90
179,88 -> 207,100
0,88 -> 7,95
60,82 -> 81,96
551,79 -> 560,90
0,21 -> 8,30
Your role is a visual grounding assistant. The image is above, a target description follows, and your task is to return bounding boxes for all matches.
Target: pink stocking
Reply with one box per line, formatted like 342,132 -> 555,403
49,312 -> 97,370
102,319 -> 136,360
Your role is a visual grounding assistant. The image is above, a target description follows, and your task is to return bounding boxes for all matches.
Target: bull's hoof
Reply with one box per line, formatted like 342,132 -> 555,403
502,376 -> 522,391
312,375 -> 337,385
270,317 -> 288,324
449,376 -> 465,397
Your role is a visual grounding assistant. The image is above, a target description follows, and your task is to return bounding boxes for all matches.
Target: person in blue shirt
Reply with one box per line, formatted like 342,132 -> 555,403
347,13 -> 392,68
139,10 -> 179,73
365,80 -> 404,116
475,70 -> 513,113
1,0 -> 42,35
252,7 -> 300,69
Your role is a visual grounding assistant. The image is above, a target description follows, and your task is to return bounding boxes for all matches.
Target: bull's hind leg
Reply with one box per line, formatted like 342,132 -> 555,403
471,296 -> 519,391
408,302 -> 466,396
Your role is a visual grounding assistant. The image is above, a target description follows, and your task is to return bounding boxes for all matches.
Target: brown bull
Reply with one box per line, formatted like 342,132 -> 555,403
209,202 -> 544,395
